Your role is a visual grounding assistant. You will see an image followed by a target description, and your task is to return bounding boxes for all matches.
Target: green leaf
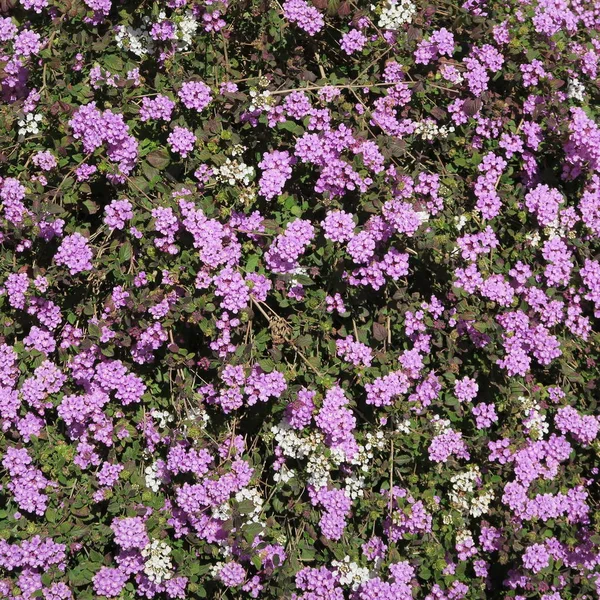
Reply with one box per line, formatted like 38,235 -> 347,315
119,241 -> 133,262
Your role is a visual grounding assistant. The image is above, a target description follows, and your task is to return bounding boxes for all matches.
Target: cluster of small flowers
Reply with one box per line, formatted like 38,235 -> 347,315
167,126 -> 196,157
140,95 -> 176,122
54,233 -> 93,275
214,157 -> 255,187
141,539 -> 174,583
2,447 -> 50,515
331,556 -> 370,590
69,102 -> 138,181
258,150 -> 295,200
413,118 -> 455,140
115,18 -> 155,57
104,198 -> 133,230
340,29 -> 368,55
18,112 -> 43,136
178,80 -> 212,112
282,0 -> 324,36
248,88 -> 275,113
265,219 -> 315,274
374,0 -> 416,30
335,335 -> 374,367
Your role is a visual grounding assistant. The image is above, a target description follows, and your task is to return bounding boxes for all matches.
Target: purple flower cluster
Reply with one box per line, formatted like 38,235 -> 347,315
178,80 -> 213,112
54,233 -> 93,274
282,0 -> 324,36
258,150 -> 295,200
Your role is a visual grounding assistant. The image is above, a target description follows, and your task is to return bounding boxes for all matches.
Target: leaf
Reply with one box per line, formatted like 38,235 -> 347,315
83,200 -> 100,215
292,274 -> 314,286
294,334 -> 313,348
147,148 -> 171,169
103,54 -> 124,72
119,241 -> 132,262
0,0 -> 16,13
373,322 -> 387,342
259,358 -> 275,373
141,161 -> 160,182
244,522 -> 264,544
463,98 -> 482,116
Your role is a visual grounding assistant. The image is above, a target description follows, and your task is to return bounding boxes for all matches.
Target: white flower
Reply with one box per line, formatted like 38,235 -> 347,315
176,11 -> 199,50
151,409 -> 173,430
273,464 -> 295,484
235,487 -> 265,523
18,112 -> 43,136
215,158 -> 255,187
455,215 -> 468,231
567,77 -> 585,102
415,210 -> 430,224
212,502 -> 231,521
470,489 -> 494,517
144,462 -> 161,492
142,540 -> 173,583
344,475 -> 365,500
396,419 -> 411,434
525,231 -> 541,247
375,0 -> 416,30
115,23 -> 154,57
413,119 -> 454,141
248,88 -> 275,113
332,556 -> 371,590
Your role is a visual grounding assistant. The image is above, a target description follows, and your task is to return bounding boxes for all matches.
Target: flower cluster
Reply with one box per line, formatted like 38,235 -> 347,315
2,0 -> 600,599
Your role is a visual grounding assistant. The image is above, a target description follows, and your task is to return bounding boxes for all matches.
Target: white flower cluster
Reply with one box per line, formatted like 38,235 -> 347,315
332,556 -> 371,590
567,77 -> 585,102
470,489 -> 494,517
215,158 -> 255,187
249,88 -> 275,113
307,452 -> 331,489
449,466 -> 494,517
272,421 -> 323,460
518,396 -> 549,439
18,113 -> 43,136
413,119 -> 455,141
272,422 -> 385,490
141,540 -> 173,583
415,211 -> 430,224
239,187 -> 257,205
352,431 -> 386,473
230,144 -> 246,157
235,487 -> 265,524
442,513 -> 454,525
273,464 -> 296,484
344,475 -> 366,500
115,19 -> 154,57
455,215 -> 468,231
525,230 -> 541,247
145,461 -> 162,492
289,266 -> 308,290
212,502 -> 231,522
373,0 -> 416,30
175,11 -> 199,50
396,419 -> 412,434
186,406 -> 210,426
151,409 -> 174,430
449,467 -> 478,511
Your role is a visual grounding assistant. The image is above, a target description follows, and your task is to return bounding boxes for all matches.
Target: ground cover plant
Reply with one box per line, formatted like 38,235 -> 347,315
1,0 -> 600,598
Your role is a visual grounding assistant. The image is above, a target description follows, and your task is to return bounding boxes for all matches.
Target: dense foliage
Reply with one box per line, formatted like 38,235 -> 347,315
1,0 -> 600,598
